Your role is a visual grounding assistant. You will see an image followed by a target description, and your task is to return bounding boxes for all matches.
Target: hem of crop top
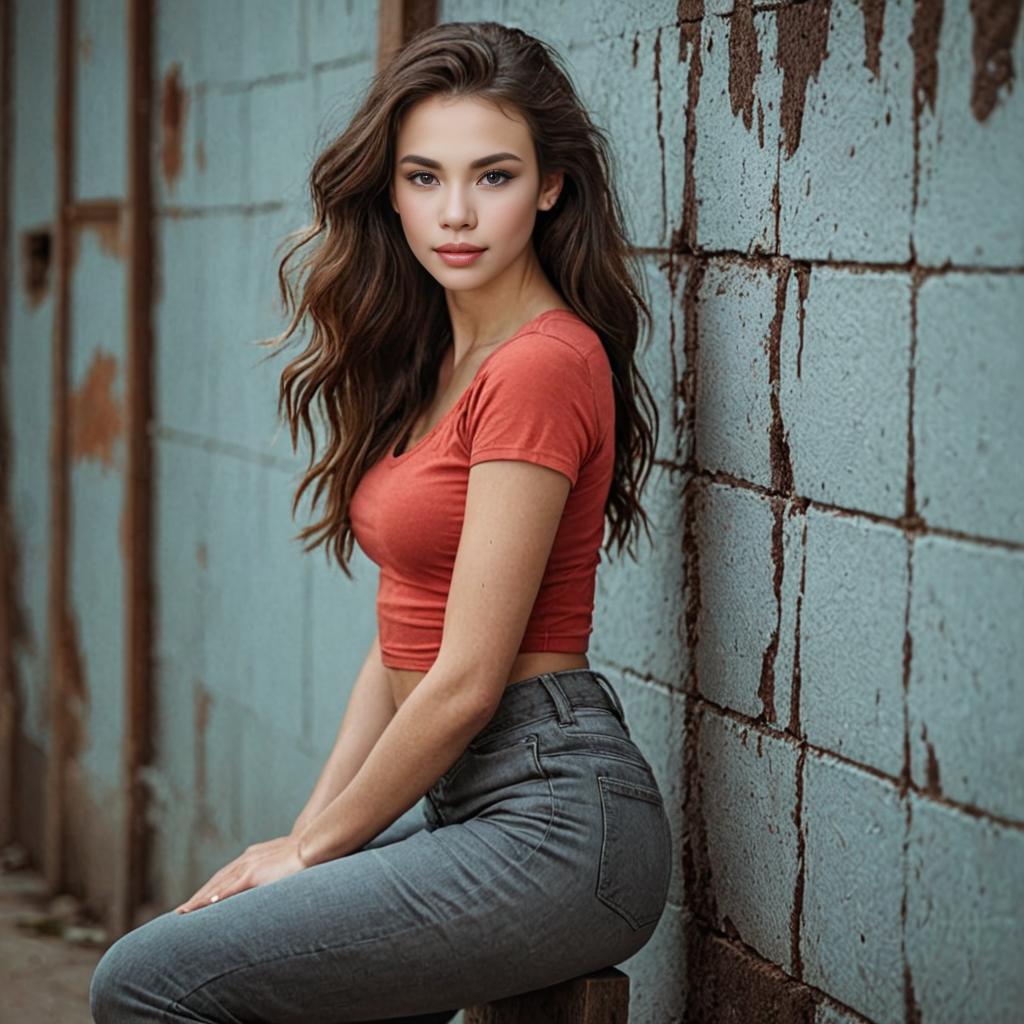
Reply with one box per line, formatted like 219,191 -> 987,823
387,308 -> 584,465
380,638 -> 590,672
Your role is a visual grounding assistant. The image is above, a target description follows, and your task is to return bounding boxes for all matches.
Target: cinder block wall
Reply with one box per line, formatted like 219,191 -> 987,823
437,2 -> 1024,1023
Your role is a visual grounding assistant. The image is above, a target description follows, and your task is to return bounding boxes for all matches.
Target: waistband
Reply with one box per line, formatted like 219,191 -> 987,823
470,668 -> 629,747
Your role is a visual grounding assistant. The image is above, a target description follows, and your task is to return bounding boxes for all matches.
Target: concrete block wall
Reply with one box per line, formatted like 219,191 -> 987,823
440,2 -> 1024,1022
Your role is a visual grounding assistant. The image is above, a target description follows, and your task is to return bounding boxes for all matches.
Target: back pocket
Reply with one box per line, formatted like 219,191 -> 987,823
595,775 -> 671,931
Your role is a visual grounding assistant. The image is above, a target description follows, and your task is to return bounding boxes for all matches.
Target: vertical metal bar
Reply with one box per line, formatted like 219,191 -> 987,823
45,0 -> 74,893
118,0 -> 155,936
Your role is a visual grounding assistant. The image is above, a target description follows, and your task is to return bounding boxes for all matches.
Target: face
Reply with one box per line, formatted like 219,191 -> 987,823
389,94 -> 563,289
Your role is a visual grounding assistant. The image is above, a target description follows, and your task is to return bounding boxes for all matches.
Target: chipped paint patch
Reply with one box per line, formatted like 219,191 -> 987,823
969,0 -> 1023,121
70,350 -> 122,468
776,0 -> 832,157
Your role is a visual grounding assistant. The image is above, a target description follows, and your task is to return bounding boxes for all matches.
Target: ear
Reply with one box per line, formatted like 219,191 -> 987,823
537,169 -> 564,212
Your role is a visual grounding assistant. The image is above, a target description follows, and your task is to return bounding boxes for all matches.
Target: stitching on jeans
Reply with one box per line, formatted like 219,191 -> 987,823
167,748 -> 557,1015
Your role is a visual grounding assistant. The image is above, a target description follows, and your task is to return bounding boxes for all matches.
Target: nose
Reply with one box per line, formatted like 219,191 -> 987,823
440,186 -> 475,232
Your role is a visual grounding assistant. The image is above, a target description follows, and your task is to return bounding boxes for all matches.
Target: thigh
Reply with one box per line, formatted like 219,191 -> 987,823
90,789 -> 601,1023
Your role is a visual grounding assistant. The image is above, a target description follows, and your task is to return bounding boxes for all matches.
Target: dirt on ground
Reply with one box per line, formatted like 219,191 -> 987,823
0,844 -> 106,1024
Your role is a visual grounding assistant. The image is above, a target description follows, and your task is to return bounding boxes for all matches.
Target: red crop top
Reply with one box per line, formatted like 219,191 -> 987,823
348,308 -> 615,670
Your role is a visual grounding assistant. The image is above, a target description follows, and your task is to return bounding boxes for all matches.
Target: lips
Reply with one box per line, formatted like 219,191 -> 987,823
435,245 -> 485,253
435,247 -> 486,266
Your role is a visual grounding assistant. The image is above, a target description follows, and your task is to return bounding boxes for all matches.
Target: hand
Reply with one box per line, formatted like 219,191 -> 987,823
174,835 -> 306,914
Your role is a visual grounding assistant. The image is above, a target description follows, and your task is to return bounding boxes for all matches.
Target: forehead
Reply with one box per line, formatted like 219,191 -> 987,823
395,94 -> 532,156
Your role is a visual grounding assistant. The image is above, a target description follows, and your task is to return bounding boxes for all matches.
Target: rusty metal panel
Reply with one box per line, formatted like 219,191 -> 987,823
74,0 -> 126,202
63,207 -> 127,916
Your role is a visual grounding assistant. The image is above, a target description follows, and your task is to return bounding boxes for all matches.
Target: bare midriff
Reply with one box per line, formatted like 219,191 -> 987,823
388,650 -> 590,712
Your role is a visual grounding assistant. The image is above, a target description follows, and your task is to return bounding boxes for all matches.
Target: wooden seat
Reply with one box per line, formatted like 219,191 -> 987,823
464,966 -> 630,1023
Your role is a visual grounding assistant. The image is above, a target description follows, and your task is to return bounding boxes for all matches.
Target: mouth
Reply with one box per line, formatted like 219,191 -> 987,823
435,247 -> 486,265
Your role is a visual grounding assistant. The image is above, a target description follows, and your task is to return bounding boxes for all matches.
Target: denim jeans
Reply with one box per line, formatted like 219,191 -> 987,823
89,669 -> 672,1022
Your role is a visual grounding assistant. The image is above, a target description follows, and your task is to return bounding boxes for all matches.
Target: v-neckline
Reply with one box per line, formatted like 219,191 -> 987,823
388,307 -> 574,463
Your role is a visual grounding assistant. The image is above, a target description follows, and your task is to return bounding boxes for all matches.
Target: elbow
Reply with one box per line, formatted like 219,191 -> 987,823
424,654 -> 506,728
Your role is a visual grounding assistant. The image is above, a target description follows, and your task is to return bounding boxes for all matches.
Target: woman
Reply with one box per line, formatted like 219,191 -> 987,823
91,20 -> 668,1023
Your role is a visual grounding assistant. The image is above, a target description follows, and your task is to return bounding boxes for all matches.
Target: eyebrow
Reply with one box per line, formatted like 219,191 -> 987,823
398,152 -> 524,170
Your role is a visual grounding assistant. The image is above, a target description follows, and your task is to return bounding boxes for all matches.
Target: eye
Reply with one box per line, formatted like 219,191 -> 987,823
481,170 -> 513,186
405,169 -> 514,188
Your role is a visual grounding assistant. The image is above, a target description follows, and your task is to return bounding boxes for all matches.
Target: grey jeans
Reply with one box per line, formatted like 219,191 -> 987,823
90,669 -> 672,1022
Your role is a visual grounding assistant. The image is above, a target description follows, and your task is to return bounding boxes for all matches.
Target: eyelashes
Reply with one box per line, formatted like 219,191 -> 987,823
405,169 -> 514,188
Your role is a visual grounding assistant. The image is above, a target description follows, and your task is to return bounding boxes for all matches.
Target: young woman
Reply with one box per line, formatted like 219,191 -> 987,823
91,21 -> 668,1024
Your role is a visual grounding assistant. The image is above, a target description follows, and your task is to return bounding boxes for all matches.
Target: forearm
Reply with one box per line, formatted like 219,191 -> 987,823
296,666 -> 489,866
290,634 -> 397,837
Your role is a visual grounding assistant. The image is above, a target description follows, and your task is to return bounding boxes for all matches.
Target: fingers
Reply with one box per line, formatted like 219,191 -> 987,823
175,866 -> 249,915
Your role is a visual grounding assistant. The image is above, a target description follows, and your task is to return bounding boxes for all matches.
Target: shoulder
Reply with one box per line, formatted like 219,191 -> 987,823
481,312 -> 608,392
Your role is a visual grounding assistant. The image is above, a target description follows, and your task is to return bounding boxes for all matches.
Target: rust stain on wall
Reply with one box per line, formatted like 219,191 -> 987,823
788,514 -> 808,980
776,0 -> 832,157
911,0 -> 943,117
79,32 -> 93,64
70,218 -> 124,266
793,263 -> 810,381
653,28 -> 668,247
160,63 -> 188,189
969,0 -> 1023,121
729,0 -> 762,134
674,0 -> 704,253
861,0 -> 886,79
70,349 -> 123,467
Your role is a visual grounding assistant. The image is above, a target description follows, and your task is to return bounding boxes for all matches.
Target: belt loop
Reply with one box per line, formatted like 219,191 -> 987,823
538,673 -> 577,725
591,671 -> 630,735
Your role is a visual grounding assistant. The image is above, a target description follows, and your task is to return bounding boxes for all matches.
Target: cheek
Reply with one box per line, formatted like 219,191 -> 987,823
488,193 -> 540,240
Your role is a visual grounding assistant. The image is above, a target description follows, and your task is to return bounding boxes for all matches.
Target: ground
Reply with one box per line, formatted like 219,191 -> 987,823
0,851 -> 105,1024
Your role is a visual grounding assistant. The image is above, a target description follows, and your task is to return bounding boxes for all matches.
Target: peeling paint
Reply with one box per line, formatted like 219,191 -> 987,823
729,0 -> 762,133
653,28 -> 668,246
70,349 -> 123,468
787,511 -> 808,739
790,744 -> 806,979
70,216 -> 124,266
776,0 -> 832,157
674,0 -> 704,253
793,263 -> 810,381
861,0 -> 886,79
969,0 -> 1023,121
160,63 -> 187,189
911,0 -> 943,118
21,228 -> 52,308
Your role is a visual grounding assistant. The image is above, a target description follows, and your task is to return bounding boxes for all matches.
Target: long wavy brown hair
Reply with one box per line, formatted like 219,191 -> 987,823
258,21 -> 659,579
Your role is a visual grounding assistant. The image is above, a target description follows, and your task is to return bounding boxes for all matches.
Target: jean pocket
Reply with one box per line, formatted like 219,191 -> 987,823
595,775 -> 671,931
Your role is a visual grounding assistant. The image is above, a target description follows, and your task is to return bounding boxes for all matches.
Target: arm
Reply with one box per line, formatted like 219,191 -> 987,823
296,458 -> 572,866
289,631 -> 397,839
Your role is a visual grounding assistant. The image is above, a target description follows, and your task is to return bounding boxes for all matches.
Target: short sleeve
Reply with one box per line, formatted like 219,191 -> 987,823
463,332 -> 600,487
